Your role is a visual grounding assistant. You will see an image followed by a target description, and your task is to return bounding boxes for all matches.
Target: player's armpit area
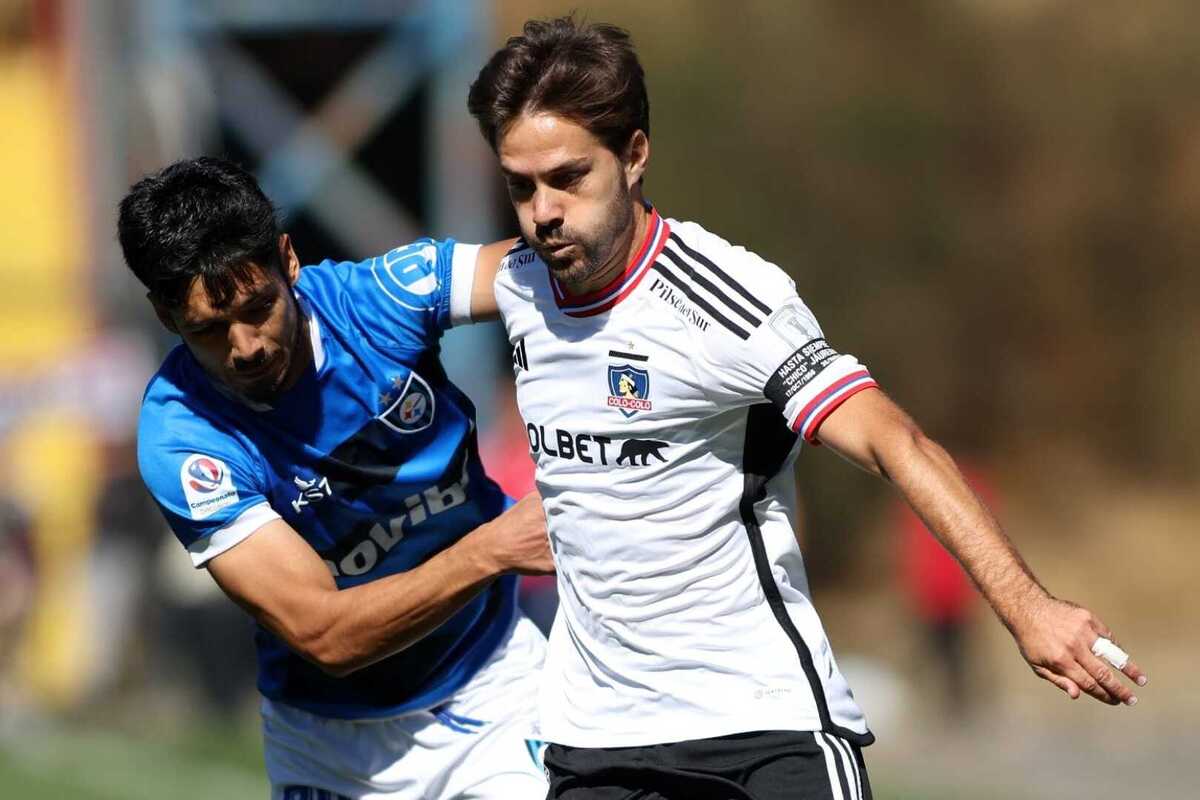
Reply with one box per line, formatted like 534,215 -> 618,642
468,238 -> 521,323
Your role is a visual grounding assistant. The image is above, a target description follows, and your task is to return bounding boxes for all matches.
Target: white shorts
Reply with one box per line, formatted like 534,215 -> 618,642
262,613 -> 549,800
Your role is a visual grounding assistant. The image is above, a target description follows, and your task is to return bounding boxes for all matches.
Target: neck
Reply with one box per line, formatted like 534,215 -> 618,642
278,311 -> 314,393
564,194 -> 649,297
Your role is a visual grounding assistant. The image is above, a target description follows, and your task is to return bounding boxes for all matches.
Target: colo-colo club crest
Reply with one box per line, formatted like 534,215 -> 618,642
607,364 -> 652,418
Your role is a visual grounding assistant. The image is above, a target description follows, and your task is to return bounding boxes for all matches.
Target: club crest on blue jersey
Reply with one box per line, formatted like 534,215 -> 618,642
378,372 -> 436,434
607,364 -> 652,417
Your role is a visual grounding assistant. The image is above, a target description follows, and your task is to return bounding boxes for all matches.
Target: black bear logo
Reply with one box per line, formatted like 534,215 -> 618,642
616,439 -> 669,466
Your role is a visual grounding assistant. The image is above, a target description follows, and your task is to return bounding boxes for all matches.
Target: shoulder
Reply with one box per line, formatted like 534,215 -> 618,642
299,239 -> 449,313
496,238 -> 540,277
648,218 -> 796,344
298,238 -> 461,344
494,238 -> 548,302
663,219 -> 797,305
138,351 -> 261,492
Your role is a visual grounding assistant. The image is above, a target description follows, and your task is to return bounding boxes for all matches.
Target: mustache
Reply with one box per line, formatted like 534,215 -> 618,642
232,351 -> 276,374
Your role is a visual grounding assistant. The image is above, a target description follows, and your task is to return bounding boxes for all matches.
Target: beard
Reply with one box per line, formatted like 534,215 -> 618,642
531,181 -> 634,290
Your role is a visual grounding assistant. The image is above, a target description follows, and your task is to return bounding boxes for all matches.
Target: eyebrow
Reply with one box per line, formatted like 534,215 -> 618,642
181,284 -> 277,329
503,157 -> 592,180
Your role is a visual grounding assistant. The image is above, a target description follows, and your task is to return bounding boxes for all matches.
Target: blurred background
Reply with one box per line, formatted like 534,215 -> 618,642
0,0 -> 1196,797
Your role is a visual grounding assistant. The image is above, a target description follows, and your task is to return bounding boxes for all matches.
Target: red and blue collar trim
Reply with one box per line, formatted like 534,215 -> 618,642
551,207 -> 669,317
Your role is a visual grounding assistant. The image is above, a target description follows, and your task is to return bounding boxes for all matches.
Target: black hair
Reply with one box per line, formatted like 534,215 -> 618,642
467,16 -> 649,155
117,157 -> 282,310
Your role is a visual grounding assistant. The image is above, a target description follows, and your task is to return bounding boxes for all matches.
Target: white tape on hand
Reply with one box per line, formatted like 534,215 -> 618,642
1091,637 -> 1130,670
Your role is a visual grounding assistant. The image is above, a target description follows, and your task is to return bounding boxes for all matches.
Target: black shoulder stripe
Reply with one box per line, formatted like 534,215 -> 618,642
651,261 -> 750,340
662,245 -> 763,328
668,232 -> 773,317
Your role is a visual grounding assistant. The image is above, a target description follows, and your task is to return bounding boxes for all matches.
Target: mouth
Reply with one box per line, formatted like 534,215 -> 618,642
542,242 -> 576,261
234,355 -> 279,384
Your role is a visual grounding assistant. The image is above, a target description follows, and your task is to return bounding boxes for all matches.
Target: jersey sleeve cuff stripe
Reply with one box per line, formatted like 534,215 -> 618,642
448,243 -> 482,327
187,501 -> 280,567
792,370 -> 878,443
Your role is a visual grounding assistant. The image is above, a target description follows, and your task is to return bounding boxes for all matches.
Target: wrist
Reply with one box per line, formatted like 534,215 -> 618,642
459,522 -> 506,579
992,579 -> 1052,634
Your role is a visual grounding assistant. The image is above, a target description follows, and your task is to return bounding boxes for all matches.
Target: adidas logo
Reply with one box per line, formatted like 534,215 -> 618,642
512,337 -> 529,371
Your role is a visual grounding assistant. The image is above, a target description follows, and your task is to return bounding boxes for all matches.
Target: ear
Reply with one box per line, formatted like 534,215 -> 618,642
279,233 -> 301,286
624,130 -> 650,188
149,295 -> 179,334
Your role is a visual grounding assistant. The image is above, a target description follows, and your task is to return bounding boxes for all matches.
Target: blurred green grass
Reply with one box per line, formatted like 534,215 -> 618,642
0,721 -> 267,799
0,719 -> 982,800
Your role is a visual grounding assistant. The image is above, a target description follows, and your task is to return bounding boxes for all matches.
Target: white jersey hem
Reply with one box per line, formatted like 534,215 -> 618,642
542,714 -> 853,749
188,501 -> 280,567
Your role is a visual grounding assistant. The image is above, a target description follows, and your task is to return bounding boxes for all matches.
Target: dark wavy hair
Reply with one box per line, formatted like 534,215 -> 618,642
467,16 -> 650,155
117,157 -> 282,310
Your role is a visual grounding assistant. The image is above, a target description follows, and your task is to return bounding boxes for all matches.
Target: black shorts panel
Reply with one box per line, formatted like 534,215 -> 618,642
544,730 -> 872,800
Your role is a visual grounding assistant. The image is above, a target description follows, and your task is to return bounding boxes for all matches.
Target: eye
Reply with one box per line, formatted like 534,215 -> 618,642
505,178 -> 534,201
550,169 -> 586,191
247,297 -> 275,315
187,322 -> 222,338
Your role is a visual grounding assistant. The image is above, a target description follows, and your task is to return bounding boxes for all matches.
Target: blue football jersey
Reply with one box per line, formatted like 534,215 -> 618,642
137,238 -> 517,720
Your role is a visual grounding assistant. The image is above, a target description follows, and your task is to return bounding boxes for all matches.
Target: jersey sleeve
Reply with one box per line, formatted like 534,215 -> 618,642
691,246 -> 878,444
323,238 -> 481,348
138,413 -> 280,567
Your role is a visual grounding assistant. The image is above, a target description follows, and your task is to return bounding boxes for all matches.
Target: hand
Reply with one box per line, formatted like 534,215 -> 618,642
480,492 -> 555,576
1012,595 -> 1147,706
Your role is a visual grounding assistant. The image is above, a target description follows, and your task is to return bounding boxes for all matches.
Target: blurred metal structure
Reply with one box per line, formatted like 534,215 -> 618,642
73,0 -> 503,415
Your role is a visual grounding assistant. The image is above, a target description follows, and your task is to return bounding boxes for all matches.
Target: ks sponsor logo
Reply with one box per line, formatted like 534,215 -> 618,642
290,474 -> 333,514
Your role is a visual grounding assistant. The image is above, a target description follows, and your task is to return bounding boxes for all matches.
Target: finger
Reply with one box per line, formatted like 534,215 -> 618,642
1096,631 -> 1149,687
1034,666 -> 1080,700
1120,655 -> 1148,687
1061,659 -> 1117,705
1080,651 -> 1137,706
1088,614 -> 1113,638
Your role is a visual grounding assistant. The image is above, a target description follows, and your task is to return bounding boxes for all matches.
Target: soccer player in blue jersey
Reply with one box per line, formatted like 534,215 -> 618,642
119,157 -> 551,800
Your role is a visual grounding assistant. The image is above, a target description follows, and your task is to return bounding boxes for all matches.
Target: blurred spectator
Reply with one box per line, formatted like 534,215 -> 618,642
0,495 -> 36,726
895,462 -> 998,723
150,534 -> 259,720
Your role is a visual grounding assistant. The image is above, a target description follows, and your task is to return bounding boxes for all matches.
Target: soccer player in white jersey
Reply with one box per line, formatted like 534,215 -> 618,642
461,17 -> 1150,799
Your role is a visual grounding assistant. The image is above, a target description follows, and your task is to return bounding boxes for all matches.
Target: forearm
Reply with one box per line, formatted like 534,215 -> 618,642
875,426 -> 1048,630
303,526 -> 502,676
819,390 -> 1147,704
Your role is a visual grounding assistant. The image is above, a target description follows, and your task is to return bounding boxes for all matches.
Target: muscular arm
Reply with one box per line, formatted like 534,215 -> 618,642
467,238 -> 520,323
815,388 -> 1147,705
206,493 -> 550,677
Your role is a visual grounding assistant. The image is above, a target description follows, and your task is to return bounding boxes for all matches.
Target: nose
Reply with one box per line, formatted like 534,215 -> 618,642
228,323 -> 266,369
531,187 -> 563,230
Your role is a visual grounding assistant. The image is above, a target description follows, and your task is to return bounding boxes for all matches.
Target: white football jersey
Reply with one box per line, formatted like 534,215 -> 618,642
492,207 -> 879,749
